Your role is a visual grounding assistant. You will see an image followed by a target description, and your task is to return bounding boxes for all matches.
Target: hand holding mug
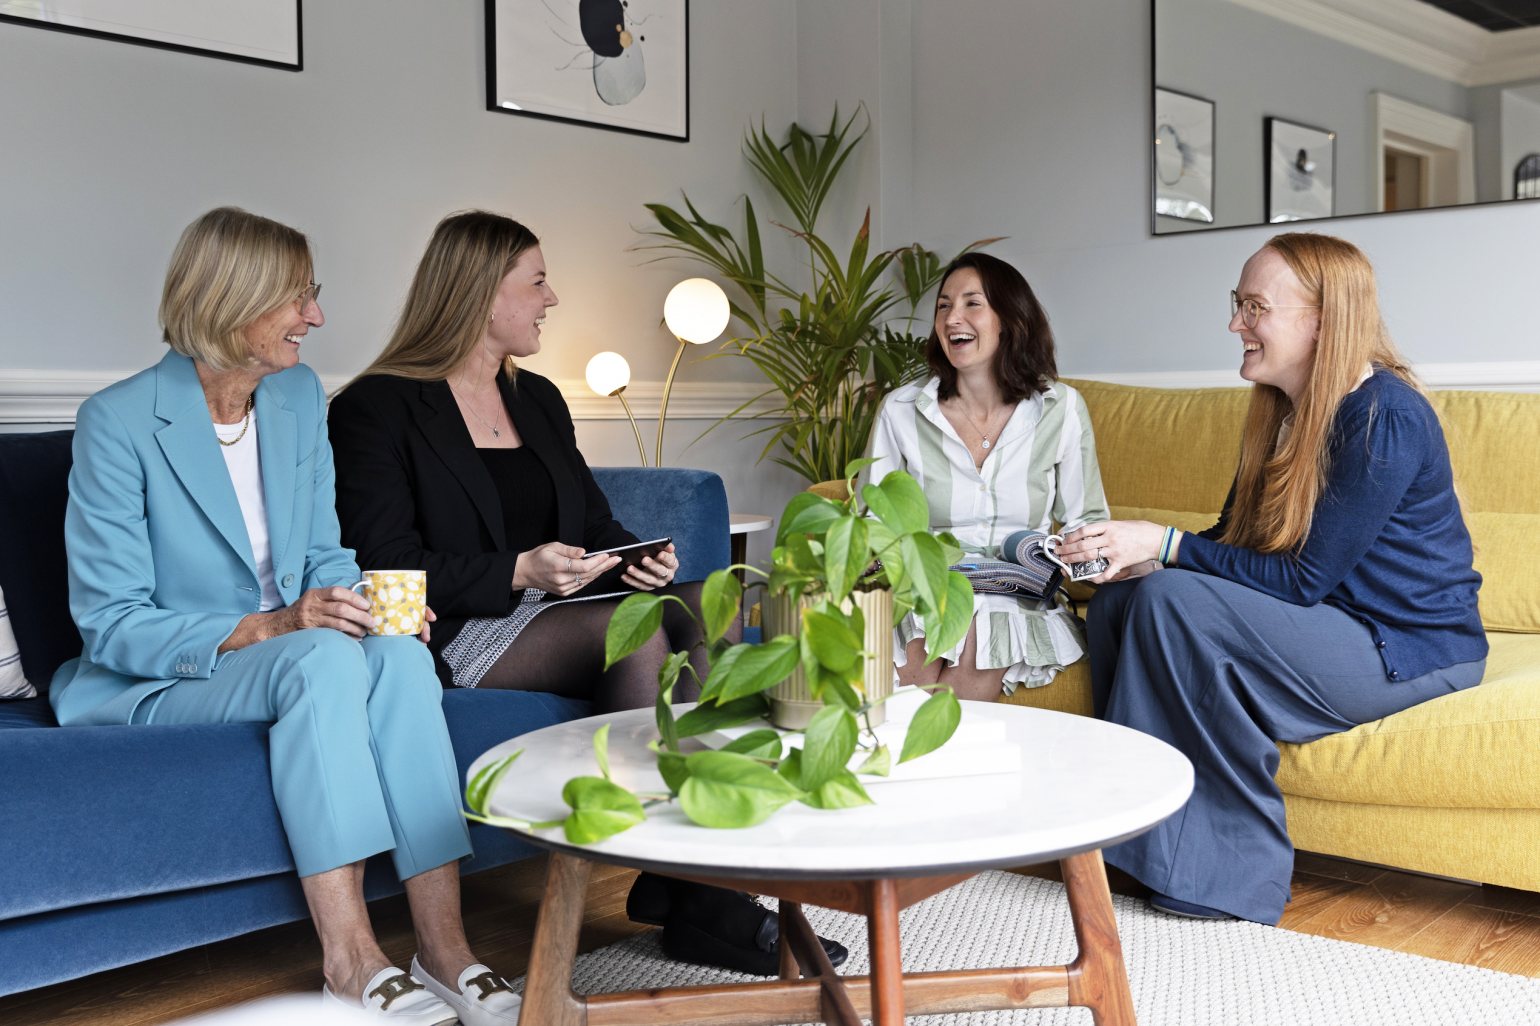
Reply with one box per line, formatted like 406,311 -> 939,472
350,570 -> 428,636
1056,521 -> 1168,584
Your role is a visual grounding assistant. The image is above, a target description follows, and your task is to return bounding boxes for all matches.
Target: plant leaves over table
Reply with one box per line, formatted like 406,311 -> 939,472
899,689 -> 963,764
678,750 -> 806,828
561,776 -> 646,843
605,594 -> 665,669
699,569 -> 742,645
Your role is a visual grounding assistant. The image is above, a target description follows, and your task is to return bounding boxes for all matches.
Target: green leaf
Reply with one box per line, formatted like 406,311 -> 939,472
899,689 -> 962,764
899,532 -> 948,614
799,705 -> 859,791
560,776 -> 646,843
655,682 -> 680,751
678,750 -> 805,828
922,570 -> 975,662
802,607 -> 862,673
674,694 -> 771,737
822,515 -> 869,600
801,768 -> 874,810
464,749 -> 522,817
857,743 -> 892,777
775,492 -> 844,544
700,569 -> 742,645
605,594 -> 664,670
657,750 -> 689,794
592,724 -> 612,781
657,650 -> 690,703
701,635 -> 800,702
874,470 -> 930,534
722,728 -> 784,760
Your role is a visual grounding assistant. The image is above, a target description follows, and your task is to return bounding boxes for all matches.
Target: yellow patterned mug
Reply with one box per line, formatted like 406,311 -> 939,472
350,570 -> 427,636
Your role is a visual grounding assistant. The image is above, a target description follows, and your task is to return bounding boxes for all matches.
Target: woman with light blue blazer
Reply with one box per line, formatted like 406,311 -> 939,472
50,208 -> 521,1026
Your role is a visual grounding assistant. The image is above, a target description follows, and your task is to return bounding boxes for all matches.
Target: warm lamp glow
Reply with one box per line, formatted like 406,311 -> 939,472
585,351 -> 632,397
663,278 -> 730,345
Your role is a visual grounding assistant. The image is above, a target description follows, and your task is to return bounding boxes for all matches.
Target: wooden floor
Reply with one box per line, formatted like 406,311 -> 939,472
3,853 -> 1537,1026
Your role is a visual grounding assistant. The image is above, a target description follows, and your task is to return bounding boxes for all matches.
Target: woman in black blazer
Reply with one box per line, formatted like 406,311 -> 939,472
328,210 -> 845,977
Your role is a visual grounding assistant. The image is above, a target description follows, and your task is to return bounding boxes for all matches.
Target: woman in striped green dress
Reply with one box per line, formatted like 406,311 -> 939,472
866,253 -> 1108,700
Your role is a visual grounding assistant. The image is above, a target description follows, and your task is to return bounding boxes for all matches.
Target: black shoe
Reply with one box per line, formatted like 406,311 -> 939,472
628,874 -> 849,976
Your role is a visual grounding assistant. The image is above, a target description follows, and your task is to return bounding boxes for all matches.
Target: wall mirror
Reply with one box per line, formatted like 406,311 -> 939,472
1152,0 -> 1540,234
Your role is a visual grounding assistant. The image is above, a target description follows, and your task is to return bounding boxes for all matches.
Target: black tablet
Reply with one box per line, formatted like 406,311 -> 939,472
580,536 -> 672,574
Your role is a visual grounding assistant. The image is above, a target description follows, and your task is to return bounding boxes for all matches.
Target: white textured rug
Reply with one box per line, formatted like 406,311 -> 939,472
520,870 -> 1540,1026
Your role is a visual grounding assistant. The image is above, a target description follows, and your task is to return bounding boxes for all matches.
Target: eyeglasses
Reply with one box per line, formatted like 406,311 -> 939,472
295,281 -> 322,311
1230,290 -> 1316,330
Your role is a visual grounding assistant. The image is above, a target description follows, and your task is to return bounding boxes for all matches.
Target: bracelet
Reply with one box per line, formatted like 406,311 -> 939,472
1158,526 -> 1178,565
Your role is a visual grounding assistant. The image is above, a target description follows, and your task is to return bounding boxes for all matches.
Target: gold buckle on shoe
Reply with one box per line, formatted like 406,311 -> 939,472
465,970 -> 514,1002
368,972 -> 425,1011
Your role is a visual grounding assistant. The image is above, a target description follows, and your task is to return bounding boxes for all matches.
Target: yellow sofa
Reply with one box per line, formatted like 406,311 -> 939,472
998,379 -> 1540,892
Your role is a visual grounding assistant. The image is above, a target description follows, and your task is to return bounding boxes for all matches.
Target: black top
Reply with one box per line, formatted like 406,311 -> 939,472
327,369 -> 638,680
477,446 -> 559,557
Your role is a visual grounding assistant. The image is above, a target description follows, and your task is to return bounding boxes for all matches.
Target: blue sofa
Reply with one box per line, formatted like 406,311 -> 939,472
0,428 -> 730,998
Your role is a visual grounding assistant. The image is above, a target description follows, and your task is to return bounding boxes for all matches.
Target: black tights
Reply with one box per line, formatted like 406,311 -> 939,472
475,581 -> 734,713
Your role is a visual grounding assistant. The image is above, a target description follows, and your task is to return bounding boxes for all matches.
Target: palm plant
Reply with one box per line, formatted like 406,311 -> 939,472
639,108 -> 998,484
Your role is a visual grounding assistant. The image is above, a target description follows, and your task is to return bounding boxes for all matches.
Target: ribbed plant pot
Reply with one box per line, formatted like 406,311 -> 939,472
764,588 -> 894,730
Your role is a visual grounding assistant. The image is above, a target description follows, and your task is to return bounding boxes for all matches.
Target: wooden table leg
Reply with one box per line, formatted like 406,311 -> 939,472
1062,850 -> 1137,1026
521,852 -> 592,1026
867,877 -> 905,1026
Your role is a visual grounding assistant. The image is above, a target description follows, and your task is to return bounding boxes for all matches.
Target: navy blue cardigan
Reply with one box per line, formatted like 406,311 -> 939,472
1179,370 -> 1487,682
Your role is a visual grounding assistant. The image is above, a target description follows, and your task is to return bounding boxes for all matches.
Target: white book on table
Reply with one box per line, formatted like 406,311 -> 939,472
700,686 -> 1020,784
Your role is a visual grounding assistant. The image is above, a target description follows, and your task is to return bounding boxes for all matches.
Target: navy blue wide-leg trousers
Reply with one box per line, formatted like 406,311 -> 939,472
1088,570 -> 1482,924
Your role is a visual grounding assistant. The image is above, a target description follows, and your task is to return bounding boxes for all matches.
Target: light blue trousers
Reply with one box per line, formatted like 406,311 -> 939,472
1088,570 -> 1483,924
134,629 -> 472,880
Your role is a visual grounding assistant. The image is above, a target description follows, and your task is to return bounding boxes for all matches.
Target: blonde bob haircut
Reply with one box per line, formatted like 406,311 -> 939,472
159,207 -> 312,371
360,211 -> 540,384
1221,232 -> 1421,555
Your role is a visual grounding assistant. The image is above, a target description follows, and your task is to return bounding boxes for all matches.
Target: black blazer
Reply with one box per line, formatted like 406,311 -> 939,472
327,370 -> 637,675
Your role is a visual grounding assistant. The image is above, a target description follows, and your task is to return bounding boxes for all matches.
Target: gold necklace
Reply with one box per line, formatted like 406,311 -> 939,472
450,381 -> 505,440
215,394 -> 255,448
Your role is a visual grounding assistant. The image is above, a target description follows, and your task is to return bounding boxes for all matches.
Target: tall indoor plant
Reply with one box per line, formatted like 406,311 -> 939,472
463,464 -> 975,843
639,109 -> 998,485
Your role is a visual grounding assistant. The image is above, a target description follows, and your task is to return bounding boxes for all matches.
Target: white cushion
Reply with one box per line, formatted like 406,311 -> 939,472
1,583 -> 37,700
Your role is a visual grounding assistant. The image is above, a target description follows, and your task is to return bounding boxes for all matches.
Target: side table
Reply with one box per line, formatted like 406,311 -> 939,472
473,701 -> 1193,1025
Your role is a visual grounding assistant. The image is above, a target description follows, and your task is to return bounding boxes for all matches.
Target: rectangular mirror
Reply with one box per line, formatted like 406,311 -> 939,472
1153,0 -> 1540,234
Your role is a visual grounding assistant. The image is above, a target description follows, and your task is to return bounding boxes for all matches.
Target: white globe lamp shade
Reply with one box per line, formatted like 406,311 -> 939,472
663,278 -> 730,345
585,351 -> 632,396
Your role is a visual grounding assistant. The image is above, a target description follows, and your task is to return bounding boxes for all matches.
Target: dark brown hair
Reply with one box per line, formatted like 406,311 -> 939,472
925,252 -> 1057,402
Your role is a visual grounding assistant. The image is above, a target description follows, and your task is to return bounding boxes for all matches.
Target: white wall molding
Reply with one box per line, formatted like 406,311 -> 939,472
1225,0 -> 1540,87
0,372 -> 785,425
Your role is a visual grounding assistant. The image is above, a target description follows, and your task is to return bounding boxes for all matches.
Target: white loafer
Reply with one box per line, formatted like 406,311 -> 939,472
411,955 -> 523,1026
322,966 -> 458,1024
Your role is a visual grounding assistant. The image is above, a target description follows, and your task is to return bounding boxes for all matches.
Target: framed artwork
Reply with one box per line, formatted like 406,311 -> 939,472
0,0 -> 300,70
1153,87 -> 1215,225
485,0 -> 689,141
1266,117 -> 1335,222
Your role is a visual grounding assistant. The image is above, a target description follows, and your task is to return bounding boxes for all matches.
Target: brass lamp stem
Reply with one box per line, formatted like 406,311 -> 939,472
612,387 -> 649,467
655,337 -> 688,466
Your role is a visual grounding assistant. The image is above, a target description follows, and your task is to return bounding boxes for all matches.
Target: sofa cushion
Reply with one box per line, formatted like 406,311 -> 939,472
0,430 -> 79,691
1276,631 -> 1540,810
1467,512 -> 1540,633
0,584 -> 34,699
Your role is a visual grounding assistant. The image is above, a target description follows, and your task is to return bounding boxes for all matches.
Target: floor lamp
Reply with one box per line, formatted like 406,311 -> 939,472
656,277 -> 730,466
584,351 -> 649,466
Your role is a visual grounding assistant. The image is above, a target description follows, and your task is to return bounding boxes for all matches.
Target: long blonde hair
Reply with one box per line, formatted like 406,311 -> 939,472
359,211 -> 539,382
1221,233 -> 1420,553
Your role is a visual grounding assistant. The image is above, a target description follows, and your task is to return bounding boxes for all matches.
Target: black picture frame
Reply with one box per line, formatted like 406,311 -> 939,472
485,0 -> 689,142
0,1 -> 302,71
1264,117 -> 1336,223
1153,86 -> 1216,227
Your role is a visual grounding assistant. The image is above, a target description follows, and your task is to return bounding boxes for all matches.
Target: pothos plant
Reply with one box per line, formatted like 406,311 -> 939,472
463,463 -> 976,844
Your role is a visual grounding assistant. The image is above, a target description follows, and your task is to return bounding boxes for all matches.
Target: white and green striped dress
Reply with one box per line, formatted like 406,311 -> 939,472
865,376 -> 1109,693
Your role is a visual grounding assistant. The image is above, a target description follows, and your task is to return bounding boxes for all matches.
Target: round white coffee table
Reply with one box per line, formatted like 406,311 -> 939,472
474,700 -> 1192,1026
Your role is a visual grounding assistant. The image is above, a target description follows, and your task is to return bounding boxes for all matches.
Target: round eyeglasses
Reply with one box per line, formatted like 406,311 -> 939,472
295,281 -> 322,311
1230,289 -> 1316,330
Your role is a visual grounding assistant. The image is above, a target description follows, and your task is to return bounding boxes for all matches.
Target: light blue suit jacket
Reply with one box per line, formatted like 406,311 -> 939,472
50,351 -> 360,726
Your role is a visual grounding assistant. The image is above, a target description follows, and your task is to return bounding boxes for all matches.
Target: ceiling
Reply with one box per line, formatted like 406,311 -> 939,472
1419,0 -> 1540,31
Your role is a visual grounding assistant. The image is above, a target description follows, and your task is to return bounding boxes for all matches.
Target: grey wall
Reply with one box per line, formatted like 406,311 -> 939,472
898,0 -> 1540,377
1157,0 -> 1472,231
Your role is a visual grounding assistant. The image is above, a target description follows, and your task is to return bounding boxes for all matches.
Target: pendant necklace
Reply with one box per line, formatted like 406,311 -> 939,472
451,382 -> 505,440
959,402 -> 1006,451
